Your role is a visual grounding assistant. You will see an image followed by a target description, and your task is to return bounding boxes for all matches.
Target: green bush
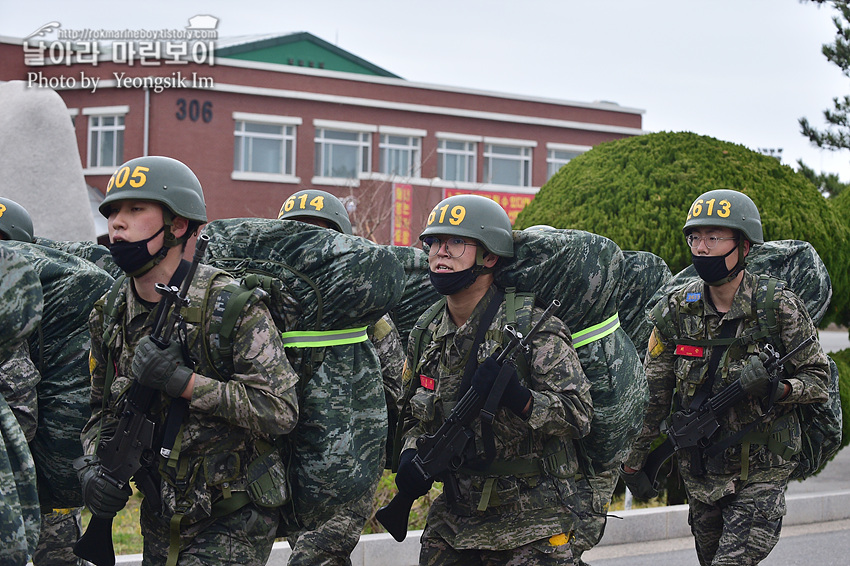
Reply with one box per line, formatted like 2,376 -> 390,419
514,131 -> 850,326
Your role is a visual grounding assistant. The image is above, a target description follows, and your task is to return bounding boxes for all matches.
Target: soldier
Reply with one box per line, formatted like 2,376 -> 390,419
277,188 -> 405,565
621,189 -> 830,565
0,243 -> 42,565
0,197 -> 93,566
397,194 -> 593,565
78,156 -> 300,565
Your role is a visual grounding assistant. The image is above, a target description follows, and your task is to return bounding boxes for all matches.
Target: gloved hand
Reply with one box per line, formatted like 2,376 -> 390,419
74,455 -> 132,519
132,336 -> 193,397
500,366 -> 532,417
395,449 -> 433,498
740,351 -> 772,398
618,465 -> 659,500
471,356 -> 501,398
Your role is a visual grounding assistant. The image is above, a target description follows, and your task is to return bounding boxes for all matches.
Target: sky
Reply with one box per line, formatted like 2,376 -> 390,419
3,0 -> 850,181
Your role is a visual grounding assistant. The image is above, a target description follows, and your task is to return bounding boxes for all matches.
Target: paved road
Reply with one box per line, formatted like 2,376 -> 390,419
584,519 -> 850,566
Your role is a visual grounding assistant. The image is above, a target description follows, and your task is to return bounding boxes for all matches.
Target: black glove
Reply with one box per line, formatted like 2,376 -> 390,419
75,455 -> 132,519
471,356 -> 501,398
395,449 -> 433,499
132,336 -> 193,397
741,351 -> 771,398
618,465 -> 659,500
501,366 -> 532,417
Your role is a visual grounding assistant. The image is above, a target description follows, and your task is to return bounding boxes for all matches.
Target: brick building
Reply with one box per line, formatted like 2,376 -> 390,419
0,31 -> 644,244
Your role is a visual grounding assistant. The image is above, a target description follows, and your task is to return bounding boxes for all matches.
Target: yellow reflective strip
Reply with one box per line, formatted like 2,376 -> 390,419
280,326 -> 369,348
572,313 -> 621,348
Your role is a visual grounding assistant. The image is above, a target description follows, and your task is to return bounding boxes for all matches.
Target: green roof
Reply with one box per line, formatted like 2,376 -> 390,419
215,32 -> 401,78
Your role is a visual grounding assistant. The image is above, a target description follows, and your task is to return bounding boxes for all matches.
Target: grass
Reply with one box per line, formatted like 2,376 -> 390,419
80,488 -> 145,555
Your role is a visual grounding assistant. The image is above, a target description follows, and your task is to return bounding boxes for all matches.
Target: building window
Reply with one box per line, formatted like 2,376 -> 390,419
234,121 -> 296,176
85,108 -> 127,170
546,145 -> 588,179
380,134 -> 421,177
314,128 -> 372,179
438,139 -> 477,183
484,142 -> 532,187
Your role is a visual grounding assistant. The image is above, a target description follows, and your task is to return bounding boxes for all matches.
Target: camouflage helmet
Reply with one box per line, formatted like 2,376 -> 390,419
0,197 -> 34,243
278,189 -> 352,235
99,156 -> 207,223
420,194 -> 514,257
683,189 -> 764,245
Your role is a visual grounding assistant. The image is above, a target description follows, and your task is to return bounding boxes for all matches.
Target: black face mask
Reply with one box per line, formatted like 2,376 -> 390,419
110,226 -> 167,277
429,266 -> 478,296
691,244 -> 741,286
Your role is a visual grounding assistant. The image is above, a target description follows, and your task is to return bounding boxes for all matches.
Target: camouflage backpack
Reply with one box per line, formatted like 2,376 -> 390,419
649,240 -> 842,479
201,218 -> 405,532
4,241 -> 114,509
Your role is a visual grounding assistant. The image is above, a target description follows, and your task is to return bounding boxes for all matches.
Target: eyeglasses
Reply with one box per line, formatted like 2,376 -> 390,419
685,234 -> 738,250
422,236 -> 477,258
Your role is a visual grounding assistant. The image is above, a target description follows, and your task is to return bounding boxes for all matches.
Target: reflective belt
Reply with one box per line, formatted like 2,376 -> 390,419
572,313 -> 621,348
280,326 -> 369,348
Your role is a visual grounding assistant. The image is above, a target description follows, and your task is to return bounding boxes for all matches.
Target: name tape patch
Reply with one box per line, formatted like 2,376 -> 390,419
420,375 -> 435,390
675,344 -> 705,357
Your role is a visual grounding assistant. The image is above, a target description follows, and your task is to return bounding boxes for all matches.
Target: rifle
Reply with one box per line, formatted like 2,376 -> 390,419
375,299 -> 561,542
638,335 -> 817,495
74,234 -> 209,566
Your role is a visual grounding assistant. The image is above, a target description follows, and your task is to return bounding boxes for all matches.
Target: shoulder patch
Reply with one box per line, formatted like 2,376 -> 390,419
648,327 -> 665,359
685,292 -> 701,303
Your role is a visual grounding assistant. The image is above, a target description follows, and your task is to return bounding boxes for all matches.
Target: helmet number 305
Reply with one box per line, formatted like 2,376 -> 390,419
107,165 -> 150,193
428,204 -> 466,226
687,198 -> 731,221
283,193 -> 324,213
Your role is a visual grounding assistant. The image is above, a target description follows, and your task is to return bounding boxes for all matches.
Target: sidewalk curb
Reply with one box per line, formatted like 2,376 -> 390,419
115,490 -> 850,566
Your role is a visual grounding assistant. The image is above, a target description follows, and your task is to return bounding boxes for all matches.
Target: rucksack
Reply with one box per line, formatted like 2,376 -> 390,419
398,229 -> 648,474
619,250 -> 673,360
201,218 -> 405,532
649,240 -> 842,480
4,241 -> 114,509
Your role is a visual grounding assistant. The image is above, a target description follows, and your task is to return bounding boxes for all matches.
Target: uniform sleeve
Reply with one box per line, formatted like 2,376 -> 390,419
0,342 -> 40,442
775,290 -> 830,405
81,298 -> 118,454
189,295 -> 299,437
371,315 -> 405,426
624,325 -> 678,470
524,313 -> 593,439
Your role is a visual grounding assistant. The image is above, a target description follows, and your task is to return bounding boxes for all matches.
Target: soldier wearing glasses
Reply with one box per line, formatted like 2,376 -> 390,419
396,194 -> 593,565
621,189 -> 829,566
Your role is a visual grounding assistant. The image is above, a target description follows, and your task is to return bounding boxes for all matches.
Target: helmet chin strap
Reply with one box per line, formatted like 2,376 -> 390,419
708,240 -> 747,286
474,246 -> 498,275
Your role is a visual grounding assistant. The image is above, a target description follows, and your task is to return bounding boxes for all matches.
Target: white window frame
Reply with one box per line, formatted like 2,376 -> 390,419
84,105 -> 128,174
483,137 -> 536,188
231,112 -> 302,184
437,132 -> 480,184
313,120 -> 376,185
546,143 -> 591,179
378,126 -> 425,178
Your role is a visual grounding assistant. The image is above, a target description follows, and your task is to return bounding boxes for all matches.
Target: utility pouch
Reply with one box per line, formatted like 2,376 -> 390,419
246,447 -> 290,508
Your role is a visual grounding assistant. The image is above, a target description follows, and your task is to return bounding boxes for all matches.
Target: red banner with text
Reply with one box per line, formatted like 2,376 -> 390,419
443,188 -> 534,223
392,183 -> 413,246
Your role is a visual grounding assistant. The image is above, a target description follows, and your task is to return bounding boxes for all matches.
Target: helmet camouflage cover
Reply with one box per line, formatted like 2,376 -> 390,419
0,197 -> 34,242
420,194 -> 514,257
683,188 -> 764,245
98,156 -> 207,223
278,189 -> 352,235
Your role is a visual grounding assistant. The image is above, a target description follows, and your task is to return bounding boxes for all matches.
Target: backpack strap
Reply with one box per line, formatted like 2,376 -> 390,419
391,297 -> 446,471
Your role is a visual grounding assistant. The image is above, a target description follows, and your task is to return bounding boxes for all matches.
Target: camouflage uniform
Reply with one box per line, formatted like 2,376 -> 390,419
0,243 -> 42,565
0,343 -> 87,566
82,263 -> 300,565
569,469 -> 618,566
625,270 -> 830,566
286,313 -> 404,566
403,285 -> 593,565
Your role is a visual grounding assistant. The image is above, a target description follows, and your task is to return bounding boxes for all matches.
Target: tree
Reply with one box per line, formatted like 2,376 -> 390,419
797,159 -> 849,197
799,3 -> 850,175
